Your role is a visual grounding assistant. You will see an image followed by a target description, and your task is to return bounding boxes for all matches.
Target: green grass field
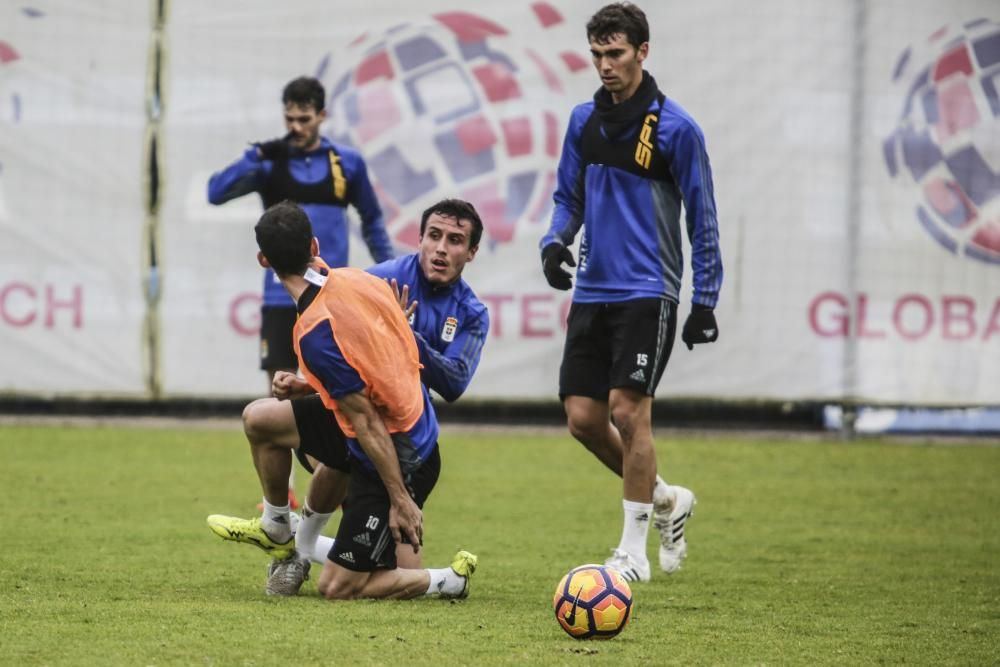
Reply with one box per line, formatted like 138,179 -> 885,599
0,421 -> 998,665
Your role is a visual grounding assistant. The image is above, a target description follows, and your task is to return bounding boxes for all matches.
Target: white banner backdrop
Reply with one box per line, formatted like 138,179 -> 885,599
2,1 -> 997,404
0,2 -> 150,396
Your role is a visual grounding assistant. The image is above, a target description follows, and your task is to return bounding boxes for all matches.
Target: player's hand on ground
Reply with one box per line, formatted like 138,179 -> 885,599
681,304 -> 719,350
389,496 -> 423,554
271,371 -> 312,400
388,279 -> 418,321
542,243 -> 576,290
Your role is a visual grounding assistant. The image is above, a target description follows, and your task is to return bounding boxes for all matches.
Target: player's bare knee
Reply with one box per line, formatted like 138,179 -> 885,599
317,563 -> 368,600
609,405 -> 642,442
567,414 -> 603,443
243,398 -> 285,444
566,402 -> 607,442
242,399 -> 267,438
318,580 -> 341,600
566,418 -> 589,442
319,577 -> 364,600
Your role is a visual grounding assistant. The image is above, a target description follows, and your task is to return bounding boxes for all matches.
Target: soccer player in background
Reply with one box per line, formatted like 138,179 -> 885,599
209,200 -> 489,595
210,199 -> 488,596
207,76 -> 394,509
539,2 -> 723,582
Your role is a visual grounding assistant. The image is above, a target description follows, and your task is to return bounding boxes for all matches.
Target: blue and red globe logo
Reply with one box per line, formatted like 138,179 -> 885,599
883,18 -> 1000,265
883,19 -> 1000,263
319,5 -> 589,250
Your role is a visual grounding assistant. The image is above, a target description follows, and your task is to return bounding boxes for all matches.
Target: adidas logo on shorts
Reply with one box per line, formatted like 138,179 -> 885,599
630,369 -> 646,382
353,532 -> 372,547
339,551 -> 355,564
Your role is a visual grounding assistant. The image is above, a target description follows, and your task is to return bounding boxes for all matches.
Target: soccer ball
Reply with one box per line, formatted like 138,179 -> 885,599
552,564 -> 633,640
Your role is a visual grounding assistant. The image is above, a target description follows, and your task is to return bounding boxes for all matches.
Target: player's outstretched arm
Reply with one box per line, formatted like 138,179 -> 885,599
206,148 -> 268,205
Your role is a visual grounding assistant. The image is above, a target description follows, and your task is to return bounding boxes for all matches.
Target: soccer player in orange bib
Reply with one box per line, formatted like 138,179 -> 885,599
208,201 -> 476,601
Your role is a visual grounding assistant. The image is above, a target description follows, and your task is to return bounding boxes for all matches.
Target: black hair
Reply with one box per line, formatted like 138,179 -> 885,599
586,2 -> 649,49
419,198 -> 484,248
254,201 -> 314,276
281,76 -> 325,112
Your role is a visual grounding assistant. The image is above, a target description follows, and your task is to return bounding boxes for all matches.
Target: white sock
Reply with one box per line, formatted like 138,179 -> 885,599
261,498 -> 292,543
295,500 -> 335,563
424,567 -> 463,596
310,535 -> 335,564
653,475 -> 673,508
617,499 -> 653,559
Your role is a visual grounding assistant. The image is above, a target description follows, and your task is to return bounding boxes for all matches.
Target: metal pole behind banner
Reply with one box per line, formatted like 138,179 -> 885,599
842,0 -> 867,439
143,0 -> 168,399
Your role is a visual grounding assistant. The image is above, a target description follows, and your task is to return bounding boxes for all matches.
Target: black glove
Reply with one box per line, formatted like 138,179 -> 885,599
255,134 -> 292,161
541,243 -> 576,290
681,304 -> 718,350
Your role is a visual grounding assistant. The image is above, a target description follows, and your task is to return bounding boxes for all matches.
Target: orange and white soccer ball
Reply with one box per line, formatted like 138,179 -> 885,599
552,564 -> 633,639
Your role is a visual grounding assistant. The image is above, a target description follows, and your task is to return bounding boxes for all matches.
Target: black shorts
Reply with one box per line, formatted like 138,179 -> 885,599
260,306 -> 298,372
291,394 -> 350,473
328,446 -> 441,572
559,298 -> 677,400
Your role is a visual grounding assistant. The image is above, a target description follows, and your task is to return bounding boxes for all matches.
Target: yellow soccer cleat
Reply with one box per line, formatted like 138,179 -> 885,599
442,550 -> 478,600
206,515 -> 295,560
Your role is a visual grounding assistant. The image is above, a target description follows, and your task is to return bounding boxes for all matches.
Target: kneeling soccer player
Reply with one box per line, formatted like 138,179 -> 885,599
207,201 -> 476,600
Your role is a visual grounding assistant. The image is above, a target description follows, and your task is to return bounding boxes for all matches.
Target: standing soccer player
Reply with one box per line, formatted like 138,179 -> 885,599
540,2 -> 723,582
